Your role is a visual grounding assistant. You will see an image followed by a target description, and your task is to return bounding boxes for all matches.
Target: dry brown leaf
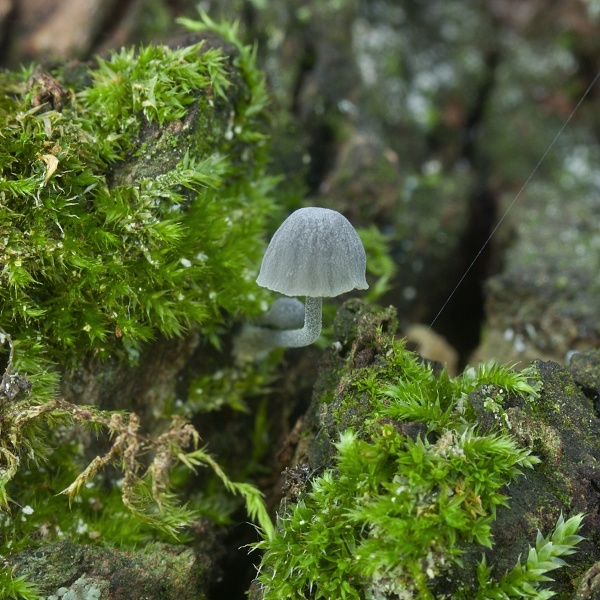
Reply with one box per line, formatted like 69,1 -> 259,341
40,153 -> 59,184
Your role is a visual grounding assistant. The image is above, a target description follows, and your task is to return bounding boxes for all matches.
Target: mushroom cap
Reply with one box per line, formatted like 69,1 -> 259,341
256,207 -> 369,297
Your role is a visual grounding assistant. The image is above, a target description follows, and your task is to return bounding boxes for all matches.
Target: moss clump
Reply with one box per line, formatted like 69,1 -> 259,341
10,539 -> 214,600
255,329 -> 584,599
0,16 -> 273,371
0,15 -> 276,585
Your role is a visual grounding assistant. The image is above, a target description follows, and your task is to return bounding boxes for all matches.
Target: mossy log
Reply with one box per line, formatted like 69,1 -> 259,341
254,300 -> 600,599
0,17 -> 275,598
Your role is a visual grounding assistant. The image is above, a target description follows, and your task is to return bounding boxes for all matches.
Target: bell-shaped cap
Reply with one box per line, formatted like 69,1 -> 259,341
256,207 -> 369,297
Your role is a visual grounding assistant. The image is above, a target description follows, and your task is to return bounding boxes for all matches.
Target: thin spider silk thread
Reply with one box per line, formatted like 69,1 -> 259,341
424,69 -> 600,339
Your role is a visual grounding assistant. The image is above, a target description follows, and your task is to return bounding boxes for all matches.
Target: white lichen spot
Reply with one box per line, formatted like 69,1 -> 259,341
338,98 -> 357,115
180,257 -> 192,268
22,505 -> 34,515
422,159 -> 442,175
402,286 -> 417,301
76,518 -> 88,534
514,334 -> 526,353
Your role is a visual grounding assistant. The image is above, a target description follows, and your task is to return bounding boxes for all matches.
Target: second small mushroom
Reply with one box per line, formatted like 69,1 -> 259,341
248,206 -> 368,352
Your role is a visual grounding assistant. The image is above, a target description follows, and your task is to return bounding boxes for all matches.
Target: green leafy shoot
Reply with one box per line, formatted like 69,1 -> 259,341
0,567 -> 41,600
373,347 -> 541,432
358,225 -> 397,301
472,513 -> 585,599
457,361 -> 541,399
179,446 -> 274,540
177,11 -> 270,121
80,42 -> 229,133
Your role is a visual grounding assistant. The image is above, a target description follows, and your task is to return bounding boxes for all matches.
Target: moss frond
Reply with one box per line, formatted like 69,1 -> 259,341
0,568 -> 41,600
471,513 -> 585,599
180,446 -> 274,540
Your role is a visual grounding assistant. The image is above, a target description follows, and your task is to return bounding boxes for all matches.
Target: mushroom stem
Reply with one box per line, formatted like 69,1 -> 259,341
233,297 -> 322,361
270,296 -> 322,348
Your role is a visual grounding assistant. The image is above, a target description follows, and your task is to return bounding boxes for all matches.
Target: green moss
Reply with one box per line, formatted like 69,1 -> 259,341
11,539 -> 210,599
0,567 -> 41,600
0,441 -> 161,552
0,14 -> 276,571
0,16 -> 274,373
255,333 -> 584,598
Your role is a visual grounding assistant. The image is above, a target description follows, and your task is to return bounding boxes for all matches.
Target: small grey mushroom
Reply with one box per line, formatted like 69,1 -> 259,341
233,207 -> 368,361
255,207 -> 368,348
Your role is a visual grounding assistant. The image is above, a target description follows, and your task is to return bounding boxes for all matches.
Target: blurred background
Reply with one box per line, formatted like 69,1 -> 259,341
3,0 -> 600,370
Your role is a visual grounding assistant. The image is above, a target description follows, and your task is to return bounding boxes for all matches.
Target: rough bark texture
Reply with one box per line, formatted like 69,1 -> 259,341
13,535 -> 222,599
